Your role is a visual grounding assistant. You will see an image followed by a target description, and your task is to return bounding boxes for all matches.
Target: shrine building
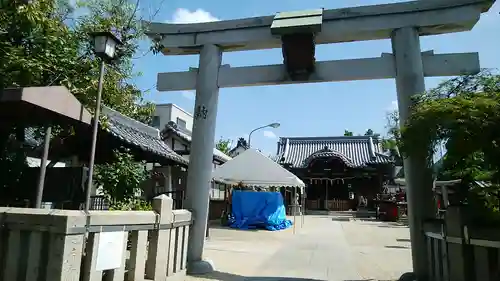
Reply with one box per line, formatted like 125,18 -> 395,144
275,136 -> 395,211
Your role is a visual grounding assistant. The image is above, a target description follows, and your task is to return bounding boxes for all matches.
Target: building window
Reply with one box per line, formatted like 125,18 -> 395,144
176,117 -> 186,129
151,116 -> 160,128
210,183 -> 225,200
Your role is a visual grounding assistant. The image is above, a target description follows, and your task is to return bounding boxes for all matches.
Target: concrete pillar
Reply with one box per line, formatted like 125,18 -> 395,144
146,195 -> 173,279
391,27 -> 435,281
184,44 -> 222,274
166,166 -> 173,192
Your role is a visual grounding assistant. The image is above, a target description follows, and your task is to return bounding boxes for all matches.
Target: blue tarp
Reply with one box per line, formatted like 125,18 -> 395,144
228,191 -> 292,231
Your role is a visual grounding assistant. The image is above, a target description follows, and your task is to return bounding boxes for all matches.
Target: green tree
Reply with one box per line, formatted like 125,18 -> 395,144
0,0 -> 155,205
343,130 -> 353,136
216,137 -> 233,155
400,71 -> 500,222
381,111 -> 402,165
364,128 -> 381,138
0,0 -> 153,119
72,0 -> 155,206
94,148 -> 151,210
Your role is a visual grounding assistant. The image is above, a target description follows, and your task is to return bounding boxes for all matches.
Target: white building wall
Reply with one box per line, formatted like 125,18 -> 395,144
169,105 -> 193,131
152,104 -> 171,130
153,103 -> 193,132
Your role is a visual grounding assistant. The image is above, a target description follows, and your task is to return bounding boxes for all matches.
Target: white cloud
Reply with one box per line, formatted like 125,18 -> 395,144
171,8 -> 219,24
387,100 -> 398,111
180,91 -> 195,100
263,130 -> 277,139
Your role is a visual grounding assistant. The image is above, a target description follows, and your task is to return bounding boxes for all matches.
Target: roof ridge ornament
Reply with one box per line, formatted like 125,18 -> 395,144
321,145 -> 331,151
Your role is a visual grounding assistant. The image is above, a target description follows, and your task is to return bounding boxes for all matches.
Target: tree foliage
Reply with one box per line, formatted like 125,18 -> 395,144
95,148 -> 151,210
400,71 -> 500,221
381,110 -> 402,165
215,137 -> 233,155
343,130 -> 353,136
0,0 -> 156,204
0,0 -> 153,121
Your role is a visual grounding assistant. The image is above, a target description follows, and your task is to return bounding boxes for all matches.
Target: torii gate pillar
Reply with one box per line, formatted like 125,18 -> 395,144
392,27 -> 436,280
183,44 -> 222,274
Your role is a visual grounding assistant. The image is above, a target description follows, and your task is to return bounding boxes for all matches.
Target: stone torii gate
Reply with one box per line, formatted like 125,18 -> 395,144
145,0 -> 495,278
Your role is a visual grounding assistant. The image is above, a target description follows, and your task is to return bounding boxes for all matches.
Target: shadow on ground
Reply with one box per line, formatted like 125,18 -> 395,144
189,271 -> 322,281
208,225 -> 259,232
396,238 -> 411,242
377,222 -> 408,228
385,245 -> 410,249
189,271 -> 397,281
331,217 -> 351,222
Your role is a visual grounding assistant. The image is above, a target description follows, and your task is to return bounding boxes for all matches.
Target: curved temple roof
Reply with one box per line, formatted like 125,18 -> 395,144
276,136 -> 393,168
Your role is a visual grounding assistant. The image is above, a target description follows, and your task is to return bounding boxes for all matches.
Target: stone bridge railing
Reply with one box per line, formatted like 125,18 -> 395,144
423,206 -> 500,281
0,195 -> 192,281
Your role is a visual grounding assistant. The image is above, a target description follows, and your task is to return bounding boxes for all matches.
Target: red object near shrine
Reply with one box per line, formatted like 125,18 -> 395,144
378,201 -> 400,222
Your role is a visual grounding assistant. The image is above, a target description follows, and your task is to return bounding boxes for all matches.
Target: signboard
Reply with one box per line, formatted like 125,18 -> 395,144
95,231 -> 126,271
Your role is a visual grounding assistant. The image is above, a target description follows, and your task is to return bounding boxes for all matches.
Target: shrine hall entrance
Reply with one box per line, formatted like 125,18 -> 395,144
305,176 -> 384,211
281,139 -> 393,212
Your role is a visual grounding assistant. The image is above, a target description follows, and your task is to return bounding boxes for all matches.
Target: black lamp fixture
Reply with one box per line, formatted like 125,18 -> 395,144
90,31 -> 123,62
84,30 -> 123,212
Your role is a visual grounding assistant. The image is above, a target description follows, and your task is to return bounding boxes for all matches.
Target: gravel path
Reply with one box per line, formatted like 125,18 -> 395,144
186,216 -> 412,281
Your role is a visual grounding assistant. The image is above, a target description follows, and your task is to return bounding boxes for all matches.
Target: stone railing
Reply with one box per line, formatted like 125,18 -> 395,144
423,206 -> 500,281
0,195 -> 192,281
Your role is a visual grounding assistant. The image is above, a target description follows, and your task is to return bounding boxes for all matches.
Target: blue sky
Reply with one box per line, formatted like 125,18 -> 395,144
131,0 -> 499,156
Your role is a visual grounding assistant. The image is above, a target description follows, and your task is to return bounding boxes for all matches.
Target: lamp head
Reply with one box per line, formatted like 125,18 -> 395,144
91,31 -> 122,61
269,122 -> 280,129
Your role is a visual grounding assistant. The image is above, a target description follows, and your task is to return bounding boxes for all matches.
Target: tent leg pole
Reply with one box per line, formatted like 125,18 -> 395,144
293,186 -> 297,234
302,191 -> 305,227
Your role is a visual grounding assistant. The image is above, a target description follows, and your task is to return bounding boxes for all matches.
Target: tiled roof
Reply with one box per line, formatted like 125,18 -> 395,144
228,138 -> 249,155
275,136 -> 393,168
102,107 -> 188,166
162,122 -> 232,163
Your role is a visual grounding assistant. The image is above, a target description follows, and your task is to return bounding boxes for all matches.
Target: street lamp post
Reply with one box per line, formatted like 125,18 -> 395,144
248,122 -> 280,147
84,31 -> 122,212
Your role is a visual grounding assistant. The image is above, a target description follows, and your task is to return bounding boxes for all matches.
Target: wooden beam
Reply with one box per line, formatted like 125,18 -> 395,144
145,0 -> 494,55
157,52 -> 480,92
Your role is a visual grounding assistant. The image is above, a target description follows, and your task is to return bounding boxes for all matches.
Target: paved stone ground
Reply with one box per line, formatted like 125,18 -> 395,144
187,215 -> 412,281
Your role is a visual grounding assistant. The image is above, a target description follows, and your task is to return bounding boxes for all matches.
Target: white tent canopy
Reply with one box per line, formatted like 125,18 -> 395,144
212,148 -> 305,192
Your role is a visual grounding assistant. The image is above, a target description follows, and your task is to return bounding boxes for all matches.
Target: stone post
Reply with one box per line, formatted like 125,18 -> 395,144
1,208 -> 86,281
184,44 -> 222,274
391,26 -> 435,281
146,194 -> 173,279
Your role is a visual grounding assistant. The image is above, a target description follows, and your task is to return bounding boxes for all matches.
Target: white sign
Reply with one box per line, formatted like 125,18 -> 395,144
95,231 -> 126,271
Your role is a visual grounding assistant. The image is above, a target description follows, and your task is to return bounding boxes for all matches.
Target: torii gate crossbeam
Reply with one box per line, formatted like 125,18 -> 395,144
157,52 -> 480,91
146,0 -> 494,55
146,0 -> 496,279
